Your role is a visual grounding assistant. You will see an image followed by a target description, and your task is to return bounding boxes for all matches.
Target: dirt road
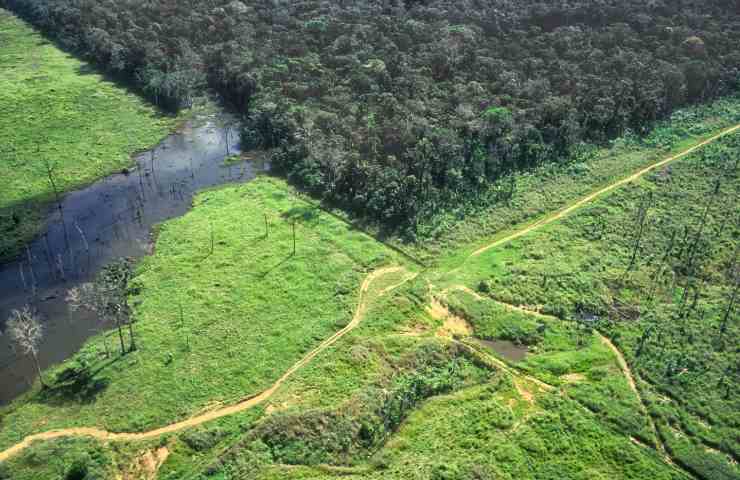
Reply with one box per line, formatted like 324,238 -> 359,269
0,267 -> 415,463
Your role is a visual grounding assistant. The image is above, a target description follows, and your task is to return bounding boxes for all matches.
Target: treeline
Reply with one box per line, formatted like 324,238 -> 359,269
4,0 -> 740,235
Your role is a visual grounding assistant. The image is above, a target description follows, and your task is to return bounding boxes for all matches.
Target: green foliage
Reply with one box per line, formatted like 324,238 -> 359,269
181,427 -> 227,453
5,0 -> 740,233
1,437 -> 115,480
482,106 -> 512,123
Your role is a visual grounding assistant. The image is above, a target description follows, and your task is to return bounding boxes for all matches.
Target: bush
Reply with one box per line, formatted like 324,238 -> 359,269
65,457 -> 89,480
181,427 -> 226,452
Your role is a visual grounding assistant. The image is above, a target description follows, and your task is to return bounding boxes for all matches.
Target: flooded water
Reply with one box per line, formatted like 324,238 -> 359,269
477,339 -> 529,362
0,113 -> 264,403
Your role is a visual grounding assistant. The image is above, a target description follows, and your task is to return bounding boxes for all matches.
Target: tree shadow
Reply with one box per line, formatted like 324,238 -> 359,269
75,64 -> 98,76
281,205 -> 319,223
33,356 -> 120,406
257,254 -> 294,279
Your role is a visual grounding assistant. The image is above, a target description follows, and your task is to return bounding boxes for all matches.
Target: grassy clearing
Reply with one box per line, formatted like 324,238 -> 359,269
0,9 -> 177,261
410,96 -> 740,267
0,176 -> 403,450
453,134 -> 740,478
188,277 -> 676,480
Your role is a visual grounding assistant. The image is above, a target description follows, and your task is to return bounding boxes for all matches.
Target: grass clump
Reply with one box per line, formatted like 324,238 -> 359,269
0,437 -> 115,480
0,10 -> 177,261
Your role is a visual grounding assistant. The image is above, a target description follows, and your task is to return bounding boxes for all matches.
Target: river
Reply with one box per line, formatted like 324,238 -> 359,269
0,112 -> 263,403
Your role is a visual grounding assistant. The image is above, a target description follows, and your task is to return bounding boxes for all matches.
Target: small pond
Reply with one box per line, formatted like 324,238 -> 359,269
477,338 -> 529,362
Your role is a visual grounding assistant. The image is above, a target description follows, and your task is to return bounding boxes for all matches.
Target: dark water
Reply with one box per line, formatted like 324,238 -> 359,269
0,113 -> 263,403
477,339 -> 529,362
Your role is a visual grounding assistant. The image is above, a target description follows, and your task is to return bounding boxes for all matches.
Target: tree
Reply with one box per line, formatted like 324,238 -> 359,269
66,259 -> 135,354
6,305 -> 46,388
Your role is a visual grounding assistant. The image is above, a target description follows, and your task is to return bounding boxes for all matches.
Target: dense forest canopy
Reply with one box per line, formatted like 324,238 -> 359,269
3,0 -> 740,235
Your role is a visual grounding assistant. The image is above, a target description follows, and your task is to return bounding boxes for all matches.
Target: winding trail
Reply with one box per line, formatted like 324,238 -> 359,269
472,123 -> 740,257
0,267 -> 416,463
450,287 -> 681,469
598,335 -> 639,397
2,122 -> 737,465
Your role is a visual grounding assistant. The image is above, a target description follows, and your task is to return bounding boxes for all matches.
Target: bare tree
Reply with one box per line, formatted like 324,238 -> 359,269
626,192 -> 652,272
66,260 -> 135,355
67,284 -> 112,358
6,306 -> 46,388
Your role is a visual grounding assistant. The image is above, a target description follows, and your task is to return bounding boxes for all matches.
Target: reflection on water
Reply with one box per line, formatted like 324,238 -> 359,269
0,113 -> 265,403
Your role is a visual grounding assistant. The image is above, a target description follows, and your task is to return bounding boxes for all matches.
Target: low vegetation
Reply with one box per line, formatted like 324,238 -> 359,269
0,10 -> 176,261
197,291 -> 684,480
452,134 -> 740,479
0,176 -> 403,450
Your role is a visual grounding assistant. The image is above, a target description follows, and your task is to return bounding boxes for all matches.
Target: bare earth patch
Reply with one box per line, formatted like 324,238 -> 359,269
428,298 -> 473,338
123,446 -> 170,480
513,378 -> 535,405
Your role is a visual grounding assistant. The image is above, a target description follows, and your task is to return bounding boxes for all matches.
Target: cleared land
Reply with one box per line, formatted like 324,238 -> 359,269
5,119 -> 739,478
447,134 -> 740,479
0,177 -> 406,451
0,10 -> 177,261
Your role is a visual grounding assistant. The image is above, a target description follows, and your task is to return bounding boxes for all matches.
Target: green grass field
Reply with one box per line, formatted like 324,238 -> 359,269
450,134 -> 740,479
0,177 -> 404,450
0,10 -> 177,261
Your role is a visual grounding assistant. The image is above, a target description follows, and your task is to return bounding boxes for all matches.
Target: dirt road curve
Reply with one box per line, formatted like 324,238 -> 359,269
2,122 -> 737,464
0,267 -> 415,463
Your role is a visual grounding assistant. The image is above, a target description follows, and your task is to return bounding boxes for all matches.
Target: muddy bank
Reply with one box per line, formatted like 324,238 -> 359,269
0,113 -> 264,403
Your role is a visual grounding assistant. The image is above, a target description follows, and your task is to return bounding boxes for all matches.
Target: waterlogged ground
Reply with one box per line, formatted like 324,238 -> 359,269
0,177 -> 404,450
0,9 -> 177,261
0,10 -> 262,404
0,111 -> 253,403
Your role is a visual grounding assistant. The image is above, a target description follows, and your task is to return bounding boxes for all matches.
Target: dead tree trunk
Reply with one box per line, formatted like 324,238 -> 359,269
627,193 -> 652,272
31,351 -> 45,388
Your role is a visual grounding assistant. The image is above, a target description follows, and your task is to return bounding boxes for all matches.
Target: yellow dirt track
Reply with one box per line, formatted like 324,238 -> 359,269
1,122 -> 738,464
0,267 -> 416,463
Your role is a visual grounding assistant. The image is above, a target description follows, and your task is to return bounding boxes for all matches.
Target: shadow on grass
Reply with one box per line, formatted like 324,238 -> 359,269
281,205 -> 320,223
33,356 -> 122,406
257,254 -> 294,279
75,64 -> 97,76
